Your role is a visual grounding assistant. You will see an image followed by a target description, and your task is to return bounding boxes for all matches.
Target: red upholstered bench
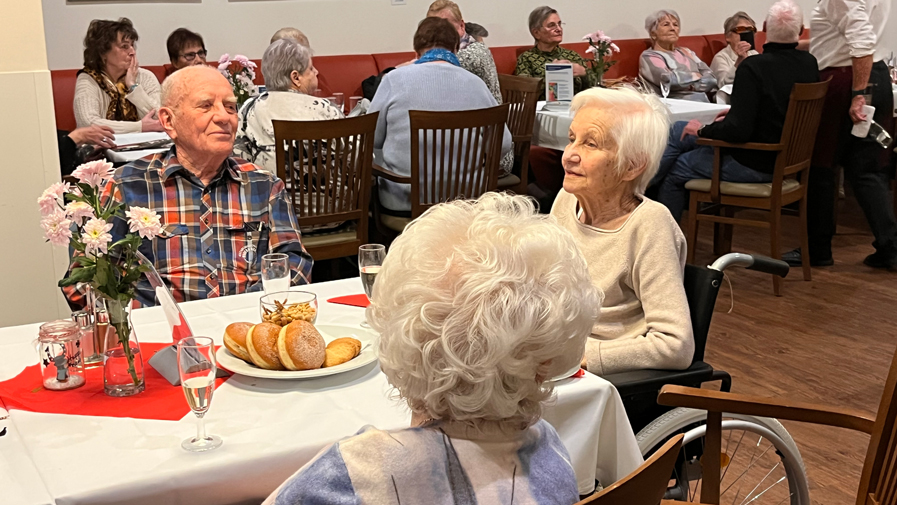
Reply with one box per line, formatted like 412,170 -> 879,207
373,52 -> 416,73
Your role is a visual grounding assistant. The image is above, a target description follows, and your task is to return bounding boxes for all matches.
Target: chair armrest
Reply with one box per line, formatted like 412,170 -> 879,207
372,163 -> 411,184
658,385 -> 875,434
696,138 -> 785,152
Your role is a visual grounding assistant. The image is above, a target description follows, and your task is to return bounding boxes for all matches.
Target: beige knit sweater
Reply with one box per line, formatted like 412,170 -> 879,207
73,68 -> 161,133
551,190 -> 695,375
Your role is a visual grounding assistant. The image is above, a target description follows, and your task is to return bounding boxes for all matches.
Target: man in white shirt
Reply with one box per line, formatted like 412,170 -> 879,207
786,0 -> 897,271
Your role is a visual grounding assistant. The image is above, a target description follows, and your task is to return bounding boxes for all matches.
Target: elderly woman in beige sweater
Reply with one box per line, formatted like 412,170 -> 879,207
550,86 -> 694,375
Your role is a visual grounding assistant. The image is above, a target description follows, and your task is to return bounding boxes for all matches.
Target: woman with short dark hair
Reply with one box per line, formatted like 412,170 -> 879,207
166,28 -> 207,73
74,18 -> 162,133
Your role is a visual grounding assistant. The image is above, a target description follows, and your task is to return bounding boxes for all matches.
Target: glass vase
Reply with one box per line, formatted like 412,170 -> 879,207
102,297 -> 145,397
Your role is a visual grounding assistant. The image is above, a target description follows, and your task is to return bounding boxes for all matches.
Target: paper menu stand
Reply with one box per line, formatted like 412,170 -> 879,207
136,251 -> 230,385
543,63 -> 574,112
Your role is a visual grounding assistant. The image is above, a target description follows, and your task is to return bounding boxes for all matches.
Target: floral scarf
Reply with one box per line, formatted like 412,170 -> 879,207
414,48 -> 460,67
79,67 -> 139,122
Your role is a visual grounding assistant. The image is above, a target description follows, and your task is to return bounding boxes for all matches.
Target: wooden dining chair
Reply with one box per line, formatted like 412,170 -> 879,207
272,113 -> 378,261
372,104 -> 510,234
683,79 -> 830,296
576,434 -> 683,505
654,341 -> 897,505
497,74 -> 542,195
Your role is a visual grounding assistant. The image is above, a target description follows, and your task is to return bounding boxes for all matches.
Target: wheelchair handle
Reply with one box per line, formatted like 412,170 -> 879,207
709,253 -> 790,278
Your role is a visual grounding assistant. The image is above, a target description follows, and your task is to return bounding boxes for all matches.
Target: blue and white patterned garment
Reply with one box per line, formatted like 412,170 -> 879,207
264,419 -> 579,505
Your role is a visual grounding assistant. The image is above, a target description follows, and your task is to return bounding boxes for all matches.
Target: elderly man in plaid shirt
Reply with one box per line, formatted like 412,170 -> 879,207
65,66 -> 313,307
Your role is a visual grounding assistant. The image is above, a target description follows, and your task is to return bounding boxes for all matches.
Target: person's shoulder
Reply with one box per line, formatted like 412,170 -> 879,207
116,152 -> 167,182
549,189 -> 576,217
631,198 -> 686,240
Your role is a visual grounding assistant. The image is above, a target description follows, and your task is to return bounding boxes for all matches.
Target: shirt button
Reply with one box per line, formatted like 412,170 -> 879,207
206,248 -> 212,254
210,273 -> 216,279
203,218 -> 209,225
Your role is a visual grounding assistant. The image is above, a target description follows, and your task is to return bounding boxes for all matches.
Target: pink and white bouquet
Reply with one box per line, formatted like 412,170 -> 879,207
218,53 -> 258,109
38,161 -> 162,386
582,30 -> 620,86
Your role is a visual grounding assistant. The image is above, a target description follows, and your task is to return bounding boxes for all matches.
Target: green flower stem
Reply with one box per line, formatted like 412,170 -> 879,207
109,301 -> 140,387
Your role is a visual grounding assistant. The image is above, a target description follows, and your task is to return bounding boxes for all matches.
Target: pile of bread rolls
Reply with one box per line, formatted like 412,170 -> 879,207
224,321 -> 362,371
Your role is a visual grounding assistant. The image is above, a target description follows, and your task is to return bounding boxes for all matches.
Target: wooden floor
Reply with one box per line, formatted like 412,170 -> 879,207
692,195 -> 897,504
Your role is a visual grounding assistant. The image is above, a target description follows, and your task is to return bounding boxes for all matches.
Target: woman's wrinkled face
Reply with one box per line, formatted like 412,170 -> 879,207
652,15 -> 680,46
291,57 -> 319,94
534,13 -> 564,46
173,43 -> 207,70
562,107 -> 621,197
103,32 -> 135,76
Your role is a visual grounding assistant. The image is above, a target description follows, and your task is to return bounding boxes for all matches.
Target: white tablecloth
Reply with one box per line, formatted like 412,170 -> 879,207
0,278 -> 642,505
533,99 -> 731,150
105,132 -> 170,163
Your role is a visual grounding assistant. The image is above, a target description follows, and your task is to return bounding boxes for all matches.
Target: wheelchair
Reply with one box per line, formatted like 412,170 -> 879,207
603,253 -> 810,504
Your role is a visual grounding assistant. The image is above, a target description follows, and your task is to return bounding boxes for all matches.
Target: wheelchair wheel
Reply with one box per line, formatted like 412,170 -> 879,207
636,407 -> 810,505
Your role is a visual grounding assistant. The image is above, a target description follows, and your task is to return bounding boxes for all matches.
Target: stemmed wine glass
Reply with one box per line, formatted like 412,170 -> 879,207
177,337 -> 222,452
358,244 -> 386,328
659,72 -> 671,102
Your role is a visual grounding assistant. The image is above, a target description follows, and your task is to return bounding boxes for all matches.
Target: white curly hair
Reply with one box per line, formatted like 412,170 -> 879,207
367,192 -> 601,430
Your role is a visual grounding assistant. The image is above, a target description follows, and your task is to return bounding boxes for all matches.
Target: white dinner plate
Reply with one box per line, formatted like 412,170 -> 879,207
548,363 -> 583,382
216,324 -> 378,379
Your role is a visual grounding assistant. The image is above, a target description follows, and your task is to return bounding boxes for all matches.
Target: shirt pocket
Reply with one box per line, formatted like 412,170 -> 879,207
152,224 -> 190,275
225,219 -> 269,276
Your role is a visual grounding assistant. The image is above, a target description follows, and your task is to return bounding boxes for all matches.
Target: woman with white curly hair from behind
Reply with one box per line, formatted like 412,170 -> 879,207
264,192 -> 600,505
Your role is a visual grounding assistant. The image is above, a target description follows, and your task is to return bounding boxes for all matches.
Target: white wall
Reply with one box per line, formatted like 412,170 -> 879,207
1,0 -> 73,327
39,0 -> 841,70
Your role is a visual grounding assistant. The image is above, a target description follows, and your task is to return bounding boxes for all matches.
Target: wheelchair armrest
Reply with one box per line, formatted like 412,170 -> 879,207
604,361 -> 715,398
658,385 -> 875,434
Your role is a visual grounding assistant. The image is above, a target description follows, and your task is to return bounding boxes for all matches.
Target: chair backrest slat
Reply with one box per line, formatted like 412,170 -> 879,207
272,113 -> 377,259
408,104 -> 509,217
498,75 -> 541,191
859,344 -> 897,505
775,79 -> 830,181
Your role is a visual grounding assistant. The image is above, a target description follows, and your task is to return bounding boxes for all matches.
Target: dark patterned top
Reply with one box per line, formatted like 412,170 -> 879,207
514,45 -> 596,100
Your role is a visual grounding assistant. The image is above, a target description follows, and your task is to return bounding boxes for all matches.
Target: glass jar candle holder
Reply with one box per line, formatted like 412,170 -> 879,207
37,320 -> 86,391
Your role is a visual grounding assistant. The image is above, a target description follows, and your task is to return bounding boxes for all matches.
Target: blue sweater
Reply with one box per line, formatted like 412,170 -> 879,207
369,63 -> 513,211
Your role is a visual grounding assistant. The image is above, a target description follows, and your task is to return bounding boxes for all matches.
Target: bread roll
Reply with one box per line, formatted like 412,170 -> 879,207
246,322 -> 285,370
223,322 -> 253,362
277,320 -> 326,370
323,337 -> 362,367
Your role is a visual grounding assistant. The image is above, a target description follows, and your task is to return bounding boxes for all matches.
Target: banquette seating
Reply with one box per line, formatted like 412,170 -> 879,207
49,30 -> 802,132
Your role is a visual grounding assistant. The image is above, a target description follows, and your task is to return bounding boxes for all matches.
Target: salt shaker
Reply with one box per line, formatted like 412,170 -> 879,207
37,320 -> 86,391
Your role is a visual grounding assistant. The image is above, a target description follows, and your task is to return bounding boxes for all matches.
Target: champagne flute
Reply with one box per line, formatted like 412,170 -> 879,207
262,253 -> 290,295
178,337 -> 222,452
659,72 -> 671,102
358,244 -> 386,328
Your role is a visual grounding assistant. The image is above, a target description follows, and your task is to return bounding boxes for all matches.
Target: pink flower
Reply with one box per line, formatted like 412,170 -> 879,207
585,45 -> 597,54
218,61 -> 231,72
125,206 -> 162,239
65,201 -> 95,224
82,217 -> 114,257
72,160 -> 114,189
37,182 -> 70,216
41,210 -> 73,247
218,53 -> 230,65
234,55 -> 250,67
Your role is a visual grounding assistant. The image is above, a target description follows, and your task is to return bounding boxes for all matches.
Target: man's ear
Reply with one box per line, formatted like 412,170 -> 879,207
158,106 -> 178,140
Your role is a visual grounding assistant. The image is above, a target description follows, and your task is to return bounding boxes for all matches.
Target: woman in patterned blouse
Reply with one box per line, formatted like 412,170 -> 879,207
638,9 -> 718,102
514,5 -> 595,101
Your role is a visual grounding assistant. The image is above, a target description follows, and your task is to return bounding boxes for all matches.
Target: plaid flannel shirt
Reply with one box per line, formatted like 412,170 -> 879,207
63,147 -> 313,308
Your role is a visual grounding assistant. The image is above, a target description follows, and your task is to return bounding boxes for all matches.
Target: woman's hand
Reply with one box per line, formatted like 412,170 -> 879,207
734,41 -> 751,65
68,125 -> 116,148
141,109 -> 163,132
124,57 -> 139,89
680,119 -> 703,140
553,59 -> 587,77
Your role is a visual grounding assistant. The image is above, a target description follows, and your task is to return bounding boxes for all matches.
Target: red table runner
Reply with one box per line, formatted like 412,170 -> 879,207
0,343 -> 227,421
327,294 -> 370,308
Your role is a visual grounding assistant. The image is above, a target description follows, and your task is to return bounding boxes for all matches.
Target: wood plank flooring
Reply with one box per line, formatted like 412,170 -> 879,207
691,196 -> 897,504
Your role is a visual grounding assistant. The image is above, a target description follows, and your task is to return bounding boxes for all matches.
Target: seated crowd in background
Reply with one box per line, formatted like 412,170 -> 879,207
639,9 -> 718,102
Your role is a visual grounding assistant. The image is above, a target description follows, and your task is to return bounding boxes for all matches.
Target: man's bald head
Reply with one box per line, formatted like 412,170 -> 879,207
161,65 -> 230,109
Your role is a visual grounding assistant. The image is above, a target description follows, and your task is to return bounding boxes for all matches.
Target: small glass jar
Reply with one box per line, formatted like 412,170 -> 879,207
37,320 -> 86,391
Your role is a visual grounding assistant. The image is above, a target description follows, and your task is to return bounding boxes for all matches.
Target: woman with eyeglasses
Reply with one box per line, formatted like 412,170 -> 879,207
710,12 -> 759,86
638,9 -> 718,102
514,5 -> 595,101
74,18 -> 163,134
166,28 -> 208,76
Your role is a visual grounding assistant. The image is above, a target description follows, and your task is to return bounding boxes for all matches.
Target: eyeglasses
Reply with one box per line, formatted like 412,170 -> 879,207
543,21 -> 565,31
180,50 -> 208,62
732,26 -> 757,34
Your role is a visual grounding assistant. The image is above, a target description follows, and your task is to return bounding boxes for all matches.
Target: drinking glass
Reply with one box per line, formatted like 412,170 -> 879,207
331,92 -> 345,112
358,244 -> 386,328
262,253 -> 290,295
659,72 -> 671,102
177,337 -> 222,452
349,96 -> 363,112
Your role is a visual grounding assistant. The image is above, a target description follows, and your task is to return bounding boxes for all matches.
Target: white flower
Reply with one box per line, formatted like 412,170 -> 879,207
585,46 -> 597,54
41,210 -> 73,247
125,206 -> 162,239
218,53 -> 230,65
610,43 -> 620,53
82,217 -> 114,257
71,160 -> 114,189
65,201 -> 95,224
37,182 -> 70,216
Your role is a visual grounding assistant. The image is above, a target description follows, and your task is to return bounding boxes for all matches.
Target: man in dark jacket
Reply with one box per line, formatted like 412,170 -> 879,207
652,0 -> 819,221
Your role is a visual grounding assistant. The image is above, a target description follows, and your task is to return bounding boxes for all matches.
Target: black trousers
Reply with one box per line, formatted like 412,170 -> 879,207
806,61 -> 897,259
